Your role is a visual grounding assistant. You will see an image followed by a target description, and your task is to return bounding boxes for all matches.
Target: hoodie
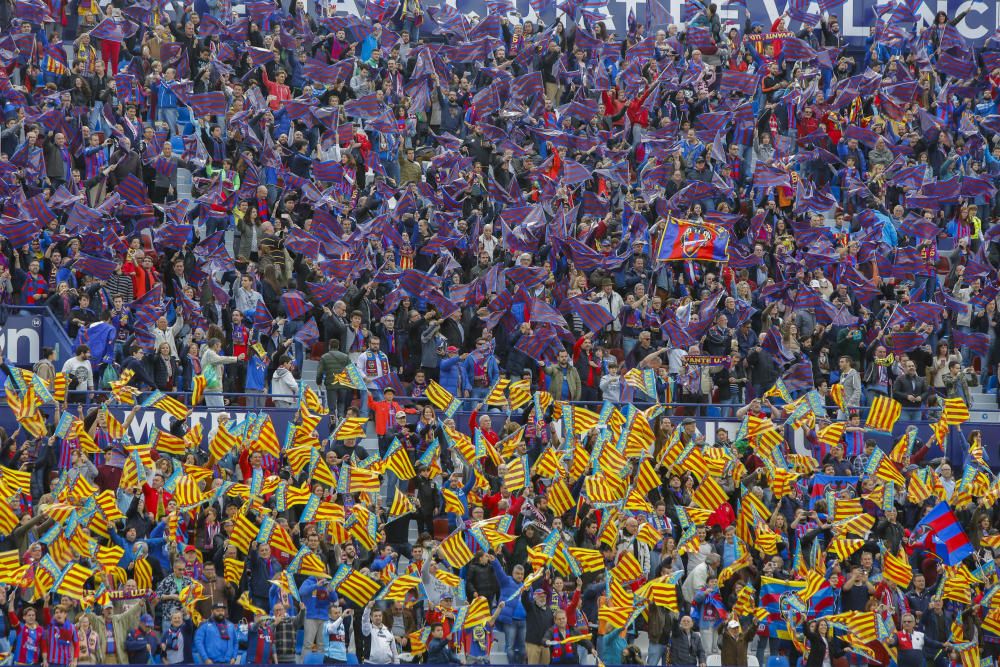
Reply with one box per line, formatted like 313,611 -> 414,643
271,366 -> 298,406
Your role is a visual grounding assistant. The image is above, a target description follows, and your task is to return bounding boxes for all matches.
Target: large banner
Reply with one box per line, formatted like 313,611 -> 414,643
324,0 -> 1000,46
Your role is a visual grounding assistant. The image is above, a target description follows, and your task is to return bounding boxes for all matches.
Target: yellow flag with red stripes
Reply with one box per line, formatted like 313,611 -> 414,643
864,395 -> 901,433
692,476 -> 728,512
439,531 -> 474,568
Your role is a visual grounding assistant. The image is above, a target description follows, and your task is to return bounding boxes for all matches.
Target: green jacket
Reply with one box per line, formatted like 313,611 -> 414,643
543,364 -> 582,402
316,350 -> 352,387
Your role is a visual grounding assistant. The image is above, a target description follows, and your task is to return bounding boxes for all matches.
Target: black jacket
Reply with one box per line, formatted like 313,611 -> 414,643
670,628 -> 705,666
465,559 -> 500,602
522,590 -> 554,645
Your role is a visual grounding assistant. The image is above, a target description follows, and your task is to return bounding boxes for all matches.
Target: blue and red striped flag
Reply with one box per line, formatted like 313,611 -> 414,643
22,194 -> 56,225
246,46 -> 276,67
719,68 -> 758,95
365,0 -> 399,22
0,218 -> 39,248
156,223 -> 193,250
281,291 -> 310,320
953,330 -> 990,358
915,502 -> 973,566
114,73 -> 143,103
307,280 -> 346,305
117,174 -> 148,206
293,319 -> 320,347
253,301 -> 273,330
186,92 -> 229,118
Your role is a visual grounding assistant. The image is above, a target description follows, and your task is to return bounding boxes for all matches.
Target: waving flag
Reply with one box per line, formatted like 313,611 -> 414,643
656,218 -> 729,263
915,502 -> 973,566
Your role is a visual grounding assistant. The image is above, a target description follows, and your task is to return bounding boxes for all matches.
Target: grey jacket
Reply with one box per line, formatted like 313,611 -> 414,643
840,367 -> 862,408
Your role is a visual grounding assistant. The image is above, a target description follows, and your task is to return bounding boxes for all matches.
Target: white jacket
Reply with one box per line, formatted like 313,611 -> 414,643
361,608 -> 399,664
271,368 -> 298,406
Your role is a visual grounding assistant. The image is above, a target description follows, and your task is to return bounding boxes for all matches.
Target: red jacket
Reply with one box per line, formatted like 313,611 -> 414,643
141,483 -> 174,519
367,396 -> 416,436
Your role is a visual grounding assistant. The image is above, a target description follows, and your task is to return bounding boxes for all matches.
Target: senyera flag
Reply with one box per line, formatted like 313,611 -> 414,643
656,217 -> 730,263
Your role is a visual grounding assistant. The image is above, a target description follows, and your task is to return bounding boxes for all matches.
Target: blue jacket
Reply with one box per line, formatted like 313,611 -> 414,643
460,355 -> 500,393
153,81 -> 179,109
299,577 -> 335,620
194,620 -> 238,663
491,558 -> 525,624
439,356 -> 462,396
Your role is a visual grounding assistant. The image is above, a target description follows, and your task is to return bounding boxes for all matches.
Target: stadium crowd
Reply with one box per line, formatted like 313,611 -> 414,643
0,0 -> 1000,666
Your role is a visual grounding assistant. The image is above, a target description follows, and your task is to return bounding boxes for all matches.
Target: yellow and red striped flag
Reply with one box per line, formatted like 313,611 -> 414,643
252,415 -> 281,457
230,513 -> 259,555
462,596 -> 493,628
502,456 -> 528,492
829,538 -> 865,561
208,422 -> 238,462
133,556 -> 153,591
238,591 -> 267,617
636,522 -> 663,548
829,383 -> 845,411
507,379 -> 532,410
0,550 -> 18,573
223,558 -> 243,585
439,531 -> 474,568
152,428 -> 187,456
379,574 -> 421,601
337,570 -> 381,606
433,569 -> 461,588
382,439 -> 416,480
95,490 -> 125,522
143,390 -> 190,421
425,381 -> 460,415
568,548 -> 605,573
865,395 -> 901,433
191,374 -> 207,407
303,386 -> 325,415
545,478 -> 574,516
882,547 -> 912,588
51,373 -> 67,403
598,605 -> 632,630
485,378 -> 511,406
389,489 -> 415,518
173,476 -> 207,509
0,501 -> 18,536
692,476 -> 728,512
612,551 -> 643,583
55,563 -> 93,600
95,545 -> 124,569
941,397 -> 970,426
334,417 -> 368,441
442,488 -> 465,515
817,421 -> 846,449
634,458 -> 661,497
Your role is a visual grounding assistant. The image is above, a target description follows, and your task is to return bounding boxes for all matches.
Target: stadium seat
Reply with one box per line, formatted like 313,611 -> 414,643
302,652 -> 325,664
766,655 -> 789,667
170,136 -> 185,153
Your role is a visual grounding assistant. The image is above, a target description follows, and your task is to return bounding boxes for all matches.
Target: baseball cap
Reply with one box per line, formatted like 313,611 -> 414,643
727,620 -> 740,629
446,345 -> 458,353
213,602 -> 226,610
140,614 -> 154,626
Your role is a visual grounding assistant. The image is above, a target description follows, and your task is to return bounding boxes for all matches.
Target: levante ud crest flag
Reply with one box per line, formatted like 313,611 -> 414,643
656,217 -> 730,262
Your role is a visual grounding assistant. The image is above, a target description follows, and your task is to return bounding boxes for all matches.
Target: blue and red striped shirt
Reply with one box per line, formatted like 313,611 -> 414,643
44,620 -> 80,666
